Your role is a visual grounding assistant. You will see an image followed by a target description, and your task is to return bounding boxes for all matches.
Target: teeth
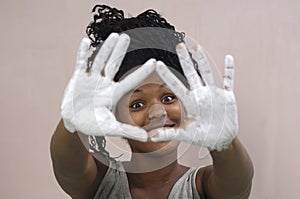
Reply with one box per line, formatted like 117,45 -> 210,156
148,130 -> 158,138
144,123 -> 175,132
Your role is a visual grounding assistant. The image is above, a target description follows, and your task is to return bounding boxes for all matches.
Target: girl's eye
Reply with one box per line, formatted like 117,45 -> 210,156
162,95 -> 176,103
129,101 -> 145,109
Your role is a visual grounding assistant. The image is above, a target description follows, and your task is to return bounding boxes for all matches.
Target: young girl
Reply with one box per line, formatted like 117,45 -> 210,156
50,5 -> 254,199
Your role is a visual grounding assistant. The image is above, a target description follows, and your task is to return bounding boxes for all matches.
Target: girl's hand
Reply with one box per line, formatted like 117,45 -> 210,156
61,33 -> 156,142
151,43 -> 238,151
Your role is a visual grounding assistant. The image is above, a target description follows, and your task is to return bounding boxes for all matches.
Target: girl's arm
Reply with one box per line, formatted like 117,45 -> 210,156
198,138 -> 254,199
50,119 -> 108,199
153,44 -> 254,198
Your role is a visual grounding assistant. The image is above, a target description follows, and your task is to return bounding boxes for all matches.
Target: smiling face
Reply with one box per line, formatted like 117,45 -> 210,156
116,69 -> 186,154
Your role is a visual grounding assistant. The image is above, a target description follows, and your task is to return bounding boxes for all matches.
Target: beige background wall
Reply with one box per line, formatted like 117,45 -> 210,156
1,0 -> 299,198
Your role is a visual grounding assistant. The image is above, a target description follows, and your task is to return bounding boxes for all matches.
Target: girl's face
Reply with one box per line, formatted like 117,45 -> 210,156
116,70 -> 185,154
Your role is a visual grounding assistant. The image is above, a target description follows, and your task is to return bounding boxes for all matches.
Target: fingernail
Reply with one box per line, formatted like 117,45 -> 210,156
225,55 -> 234,66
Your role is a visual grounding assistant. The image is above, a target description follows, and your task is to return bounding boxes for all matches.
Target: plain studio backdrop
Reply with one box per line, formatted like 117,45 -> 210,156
0,0 -> 299,198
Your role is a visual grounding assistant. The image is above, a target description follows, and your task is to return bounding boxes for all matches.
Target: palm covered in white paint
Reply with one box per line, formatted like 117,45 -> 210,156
152,43 -> 238,151
61,33 -> 156,142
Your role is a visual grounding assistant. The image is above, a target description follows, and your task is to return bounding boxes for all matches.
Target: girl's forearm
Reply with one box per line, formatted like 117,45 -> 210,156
50,119 -> 93,177
208,138 -> 254,198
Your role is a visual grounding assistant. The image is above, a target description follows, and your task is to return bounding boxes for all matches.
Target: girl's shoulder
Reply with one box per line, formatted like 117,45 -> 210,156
93,160 -> 131,199
195,164 -> 214,198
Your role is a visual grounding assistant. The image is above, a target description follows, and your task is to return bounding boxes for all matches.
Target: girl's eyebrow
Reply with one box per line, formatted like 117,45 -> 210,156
159,83 -> 167,88
127,83 -> 167,94
133,88 -> 142,93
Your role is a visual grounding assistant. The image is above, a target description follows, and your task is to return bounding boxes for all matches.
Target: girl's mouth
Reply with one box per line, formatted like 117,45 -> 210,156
143,122 -> 176,132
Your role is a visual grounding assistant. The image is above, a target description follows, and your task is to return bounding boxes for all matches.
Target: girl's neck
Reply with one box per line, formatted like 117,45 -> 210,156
123,151 -> 189,189
125,161 -> 188,189
125,147 -> 178,172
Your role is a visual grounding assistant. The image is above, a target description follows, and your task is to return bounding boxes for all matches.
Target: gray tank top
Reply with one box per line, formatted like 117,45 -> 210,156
93,160 -> 201,199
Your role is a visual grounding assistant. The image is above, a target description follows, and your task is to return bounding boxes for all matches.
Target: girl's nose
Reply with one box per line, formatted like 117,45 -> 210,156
148,104 -> 167,120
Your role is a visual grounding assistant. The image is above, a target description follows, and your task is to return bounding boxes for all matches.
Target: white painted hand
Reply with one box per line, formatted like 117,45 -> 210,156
152,43 -> 238,151
61,33 -> 156,142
